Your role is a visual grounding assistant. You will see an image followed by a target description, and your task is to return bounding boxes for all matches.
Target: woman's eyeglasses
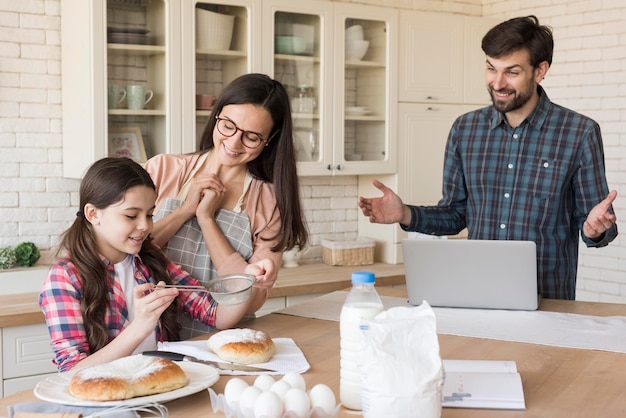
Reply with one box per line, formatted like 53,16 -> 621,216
215,116 -> 267,149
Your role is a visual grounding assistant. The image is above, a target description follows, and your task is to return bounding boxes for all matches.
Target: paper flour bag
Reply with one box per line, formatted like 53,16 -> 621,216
359,303 -> 444,418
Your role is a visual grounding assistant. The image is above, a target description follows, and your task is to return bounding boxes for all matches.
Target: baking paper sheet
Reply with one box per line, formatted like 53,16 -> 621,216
159,338 -> 310,376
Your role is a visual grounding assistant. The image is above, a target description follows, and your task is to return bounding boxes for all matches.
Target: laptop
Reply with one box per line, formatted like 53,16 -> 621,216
402,239 -> 540,310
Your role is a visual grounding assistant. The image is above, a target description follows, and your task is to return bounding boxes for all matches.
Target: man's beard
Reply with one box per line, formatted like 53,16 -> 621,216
489,85 -> 533,113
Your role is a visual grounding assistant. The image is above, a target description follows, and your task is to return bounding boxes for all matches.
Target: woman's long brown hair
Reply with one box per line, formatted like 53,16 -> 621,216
56,157 -> 180,353
198,73 -> 309,252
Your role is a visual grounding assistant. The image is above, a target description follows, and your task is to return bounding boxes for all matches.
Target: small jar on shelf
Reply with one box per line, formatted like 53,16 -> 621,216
291,85 -> 316,113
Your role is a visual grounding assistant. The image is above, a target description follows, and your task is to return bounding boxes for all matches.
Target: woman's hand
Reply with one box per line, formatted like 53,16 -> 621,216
245,258 -> 277,290
181,176 -> 226,220
196,175 -> 226,222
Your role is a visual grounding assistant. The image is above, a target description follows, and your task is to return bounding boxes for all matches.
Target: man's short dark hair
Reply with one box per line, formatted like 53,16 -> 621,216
482,15 -> 554,68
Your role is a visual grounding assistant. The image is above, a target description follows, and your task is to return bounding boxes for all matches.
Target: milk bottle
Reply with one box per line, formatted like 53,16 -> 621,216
339,271 -> 384,410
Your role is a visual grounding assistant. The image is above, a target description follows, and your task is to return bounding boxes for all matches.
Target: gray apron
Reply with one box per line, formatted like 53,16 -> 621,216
154,153 -> 254,339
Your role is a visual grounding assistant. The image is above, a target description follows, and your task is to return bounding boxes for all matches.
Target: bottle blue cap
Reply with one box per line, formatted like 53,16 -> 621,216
351,271 -> 375,284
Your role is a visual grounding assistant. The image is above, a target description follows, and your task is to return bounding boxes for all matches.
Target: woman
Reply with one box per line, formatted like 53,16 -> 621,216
145,73 -> 309,338
39,157 -> 275,371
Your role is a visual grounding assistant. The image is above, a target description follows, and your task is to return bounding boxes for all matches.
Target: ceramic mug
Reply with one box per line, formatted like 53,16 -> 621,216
107,85 -> 126,109
282,246 -> 300,268
126,85 -> 154,110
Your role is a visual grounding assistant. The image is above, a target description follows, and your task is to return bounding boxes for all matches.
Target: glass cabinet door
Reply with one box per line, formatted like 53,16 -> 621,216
263,0 -> 333,176
274,11 -> 321,164
106,0 -> 170,161
189,1 -> 259,149
333,4 -> 397,175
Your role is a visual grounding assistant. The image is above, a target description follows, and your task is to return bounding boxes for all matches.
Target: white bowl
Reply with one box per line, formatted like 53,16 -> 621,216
275,36 -> 307,55
292,23 -> 315,55
345,25 -> 364,42
345,40 -> 369,61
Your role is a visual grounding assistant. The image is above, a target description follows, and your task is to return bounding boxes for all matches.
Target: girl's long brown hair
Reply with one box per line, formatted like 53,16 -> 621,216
56,157 -> 180,353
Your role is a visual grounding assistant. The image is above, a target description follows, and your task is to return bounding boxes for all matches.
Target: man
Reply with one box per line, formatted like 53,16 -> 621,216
358,16 -> 618,300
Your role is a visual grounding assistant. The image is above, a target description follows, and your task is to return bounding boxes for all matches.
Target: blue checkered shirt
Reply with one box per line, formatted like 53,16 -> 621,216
403,86 -> 618,300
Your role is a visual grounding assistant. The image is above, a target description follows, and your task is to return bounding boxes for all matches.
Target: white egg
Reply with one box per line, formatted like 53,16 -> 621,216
253,390 -> 283,418
269,379 -> 292,400
224,377 -> 249,408
309,384 -> 337,416
281,372 -> 307,391
253,374 -> 276,392
238,385 -> 262,417
283,387 -> 311,418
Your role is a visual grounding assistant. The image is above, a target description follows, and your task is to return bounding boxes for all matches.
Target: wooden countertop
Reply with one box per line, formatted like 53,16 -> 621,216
270,262 -> 405,297
0,293 -> 43,328
3,287 -> 626,416
0,263 -> 405,327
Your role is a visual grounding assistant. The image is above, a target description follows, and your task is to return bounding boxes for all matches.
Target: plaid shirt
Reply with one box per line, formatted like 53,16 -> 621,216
39,254 -> 218,371
404,86 -> 617,300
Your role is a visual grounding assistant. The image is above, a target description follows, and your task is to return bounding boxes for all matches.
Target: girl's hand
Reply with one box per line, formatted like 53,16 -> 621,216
131,282 -> 178,336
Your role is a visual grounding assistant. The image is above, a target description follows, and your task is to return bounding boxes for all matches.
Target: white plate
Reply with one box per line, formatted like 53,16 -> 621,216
34,361 -> 219,407
345,106 -> 371,115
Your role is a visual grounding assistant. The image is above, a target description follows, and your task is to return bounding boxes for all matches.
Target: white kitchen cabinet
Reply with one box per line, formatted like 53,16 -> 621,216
262,0 -> 398,176
262,0 -> 333,176
61,0 -> 397,179
61,0 -> 183,178
2,323 -> 56,397
328,3 -> 398,176
463,16 -> 497,105
398,11 -> 496,105
182,0 -> 262,149
397,103 -> 486,207
398,11 -> 463,104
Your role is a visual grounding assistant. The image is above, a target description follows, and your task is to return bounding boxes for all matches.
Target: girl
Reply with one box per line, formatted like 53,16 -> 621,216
39,157 -> 275,372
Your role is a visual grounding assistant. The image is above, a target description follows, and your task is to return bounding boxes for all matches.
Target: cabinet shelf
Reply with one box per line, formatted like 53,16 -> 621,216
345,114 -> 383,121
195,48 -> 247,59
274,54 -> 319,63
345,59 -> 384,68
293,112 -> 318,119
108,109 -> 166,116
107,43 -> 166,55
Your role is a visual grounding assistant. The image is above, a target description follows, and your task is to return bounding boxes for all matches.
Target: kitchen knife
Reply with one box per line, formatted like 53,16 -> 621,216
142,350 -> 276,373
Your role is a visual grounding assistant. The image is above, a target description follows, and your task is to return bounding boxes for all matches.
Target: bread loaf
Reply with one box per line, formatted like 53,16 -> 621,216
207,328 -> 275,364
69,355 -> 189,401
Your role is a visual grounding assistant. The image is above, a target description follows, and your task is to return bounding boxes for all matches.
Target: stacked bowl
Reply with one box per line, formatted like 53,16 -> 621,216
345,24 -> 369,61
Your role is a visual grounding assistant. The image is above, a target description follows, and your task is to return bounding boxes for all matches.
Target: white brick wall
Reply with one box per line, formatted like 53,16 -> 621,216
1,0 -> 624,302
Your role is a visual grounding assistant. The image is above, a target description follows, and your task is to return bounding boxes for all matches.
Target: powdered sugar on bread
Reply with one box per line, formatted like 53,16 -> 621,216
73,355 -> 167,380
208,328 -> 268,346
207,328 -> 275,364
69,355 -> 189,401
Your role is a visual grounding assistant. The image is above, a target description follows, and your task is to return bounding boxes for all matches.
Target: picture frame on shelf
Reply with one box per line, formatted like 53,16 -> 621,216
108,127 -> 147,163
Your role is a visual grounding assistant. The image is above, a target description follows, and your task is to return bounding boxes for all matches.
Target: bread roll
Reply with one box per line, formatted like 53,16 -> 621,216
69,355 -> 189,401
207,328 -> 275,364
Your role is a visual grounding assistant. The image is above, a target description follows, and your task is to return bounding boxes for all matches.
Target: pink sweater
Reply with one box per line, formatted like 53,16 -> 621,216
144,153 -> 283,275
